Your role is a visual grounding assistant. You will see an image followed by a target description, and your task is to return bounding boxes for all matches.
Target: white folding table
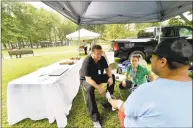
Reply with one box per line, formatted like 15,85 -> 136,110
7,59 -> 83,127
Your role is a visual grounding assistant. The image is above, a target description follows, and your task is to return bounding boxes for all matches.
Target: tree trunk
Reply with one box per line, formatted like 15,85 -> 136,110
30,43 -> 33,48
29,37 -> 33,48
3,43 -> 7,49
10,43 -> 14,49
27,42 -> 30,48
67,39 -> 69,46
54,27 -> 57,43
8,43 -> 11,49
60,36 -> 64,46
49,31 -> 52,45
18,42 -> 21,49
22,40 -> 25,48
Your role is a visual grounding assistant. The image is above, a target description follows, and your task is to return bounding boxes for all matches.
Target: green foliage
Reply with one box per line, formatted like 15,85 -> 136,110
56,20 -> 76,42
189,71 -> 193,78
2,2 -> 192,48
188,10 -> 192,15
168,17 -> 185,26
187,10 -> 193,27
2,2 -> 76,49
82,25 -> 106,40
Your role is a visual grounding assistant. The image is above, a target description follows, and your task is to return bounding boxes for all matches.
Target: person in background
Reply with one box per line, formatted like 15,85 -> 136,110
106,38 -> 192,127
83,40 -> 88,55
89,41 -> 95,54
119,54 -> 157,90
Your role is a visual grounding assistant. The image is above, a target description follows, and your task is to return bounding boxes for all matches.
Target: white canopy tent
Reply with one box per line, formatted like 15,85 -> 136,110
66,28 -> 100,40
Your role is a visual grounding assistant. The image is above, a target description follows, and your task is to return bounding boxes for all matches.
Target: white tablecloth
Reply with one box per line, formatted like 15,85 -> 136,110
7,59 -> 83,127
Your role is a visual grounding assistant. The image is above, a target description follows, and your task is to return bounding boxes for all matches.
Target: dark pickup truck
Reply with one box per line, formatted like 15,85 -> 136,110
111,26 -> 193,61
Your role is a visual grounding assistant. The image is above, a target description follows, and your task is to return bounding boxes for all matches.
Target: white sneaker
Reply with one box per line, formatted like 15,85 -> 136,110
105,91 -> 111,100
105,91 -> 116,100
111,94 -> 116,99
112,107 -> 116,111
106,91 -> 117,111
93,121 -> 102,128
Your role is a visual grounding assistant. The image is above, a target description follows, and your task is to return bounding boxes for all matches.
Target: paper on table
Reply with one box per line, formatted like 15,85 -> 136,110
37,75 -> 50,82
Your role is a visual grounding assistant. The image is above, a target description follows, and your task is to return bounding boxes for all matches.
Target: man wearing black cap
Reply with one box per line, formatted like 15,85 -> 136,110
105,38 -> 192,127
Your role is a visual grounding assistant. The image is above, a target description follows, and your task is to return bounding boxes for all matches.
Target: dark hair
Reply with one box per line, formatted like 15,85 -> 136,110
155,54 -> 189,69
91,45 -> 102,52
131,54 -> 140,60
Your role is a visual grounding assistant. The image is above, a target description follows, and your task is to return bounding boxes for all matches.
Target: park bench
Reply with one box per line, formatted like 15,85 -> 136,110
8,49 -> 34,58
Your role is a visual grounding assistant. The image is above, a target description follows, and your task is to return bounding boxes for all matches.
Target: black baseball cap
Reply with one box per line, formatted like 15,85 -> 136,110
153,38 -> 193,64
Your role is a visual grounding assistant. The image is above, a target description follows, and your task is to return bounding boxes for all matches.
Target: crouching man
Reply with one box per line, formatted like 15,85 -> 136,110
79,44 -> 116,128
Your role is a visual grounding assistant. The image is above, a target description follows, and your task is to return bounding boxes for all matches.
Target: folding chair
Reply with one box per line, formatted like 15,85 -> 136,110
109,62 -> 126,98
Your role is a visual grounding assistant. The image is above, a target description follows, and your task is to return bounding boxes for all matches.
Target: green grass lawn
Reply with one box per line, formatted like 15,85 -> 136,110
2,49 -> 80,127
2,45 -> 78,57
3,47 -> 191,127
2,46 -> 130,128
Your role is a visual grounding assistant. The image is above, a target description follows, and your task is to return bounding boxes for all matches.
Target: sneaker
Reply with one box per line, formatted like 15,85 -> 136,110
111,94 -> 117,111
105,91 -> 111,100
105,91 -> 116,111
112,107 -> 116,111
111,94 -> 116,99
93,121 -> 102,128
105,91 -> 116,100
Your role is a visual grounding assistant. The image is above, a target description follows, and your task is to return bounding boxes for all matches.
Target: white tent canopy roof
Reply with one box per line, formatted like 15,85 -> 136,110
42,1 -> 192,25
66,28 -> 100,40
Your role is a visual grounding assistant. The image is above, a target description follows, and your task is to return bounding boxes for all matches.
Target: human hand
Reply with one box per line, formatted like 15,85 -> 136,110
122,80 -> 126,87
108,77 -> 113,86
109,99 -> 124,110
97,86 -> 104,95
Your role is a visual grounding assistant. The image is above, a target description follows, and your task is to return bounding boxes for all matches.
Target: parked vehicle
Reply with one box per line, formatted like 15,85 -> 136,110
111,26 -> 193,61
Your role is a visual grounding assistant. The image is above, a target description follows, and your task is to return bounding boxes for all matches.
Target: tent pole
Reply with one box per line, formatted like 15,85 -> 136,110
78,25 -> 80,57
158,21 -> 162,44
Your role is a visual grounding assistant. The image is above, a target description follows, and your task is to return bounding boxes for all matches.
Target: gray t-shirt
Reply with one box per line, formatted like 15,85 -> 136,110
124,78 -> 192,127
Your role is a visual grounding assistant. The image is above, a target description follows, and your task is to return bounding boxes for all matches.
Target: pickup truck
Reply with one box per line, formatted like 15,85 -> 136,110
111,26 -> 193,61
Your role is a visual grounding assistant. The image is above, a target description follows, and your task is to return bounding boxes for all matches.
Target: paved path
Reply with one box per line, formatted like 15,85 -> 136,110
2,50 -> 77,60
2,44 -> 109,60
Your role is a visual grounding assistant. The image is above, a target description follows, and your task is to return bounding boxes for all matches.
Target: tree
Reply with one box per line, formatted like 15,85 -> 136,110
187,10 -> 192,27
82,24 -> 106,40
168,17 -> 185,26
2,2 -> 74,48
2,2 -> 26,49
56,20 -> 76,44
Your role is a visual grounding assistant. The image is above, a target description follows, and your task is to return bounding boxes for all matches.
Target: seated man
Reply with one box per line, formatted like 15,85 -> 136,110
120,54 -> 157,90
79,44 -> 115,128
106,38 -> 192,127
